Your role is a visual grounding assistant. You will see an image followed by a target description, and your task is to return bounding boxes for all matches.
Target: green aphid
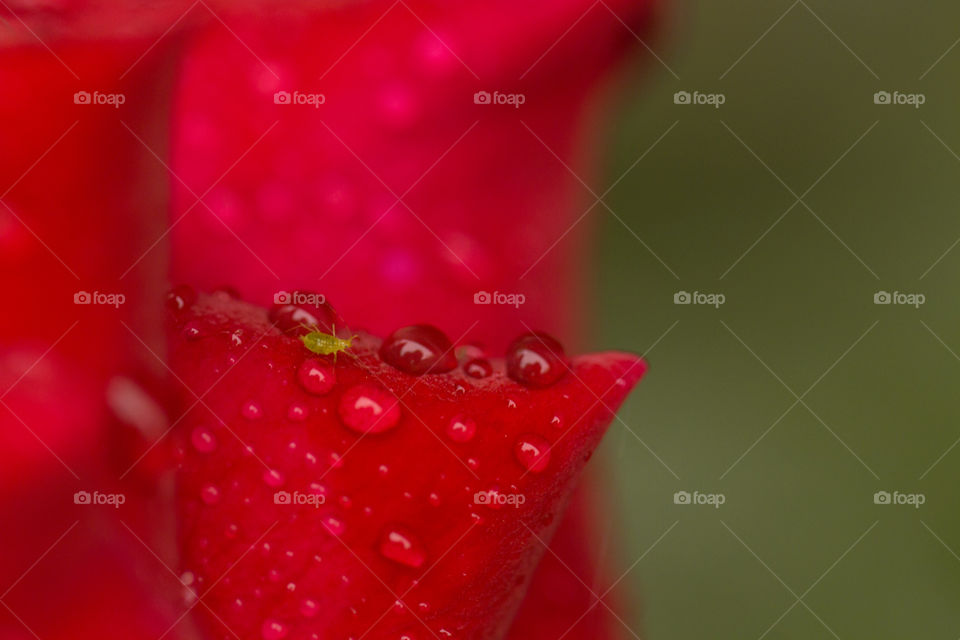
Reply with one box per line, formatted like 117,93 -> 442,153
300,325 -> 357,362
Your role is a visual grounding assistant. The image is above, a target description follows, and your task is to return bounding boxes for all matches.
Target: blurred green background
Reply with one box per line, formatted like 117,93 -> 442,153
591,1 -> 960,637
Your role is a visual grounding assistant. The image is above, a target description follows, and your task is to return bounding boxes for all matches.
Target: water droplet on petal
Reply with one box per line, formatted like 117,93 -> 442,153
322,512 -> 346,536
379,526 -> 426,568
464,358 -> 492,378
166,285 -> 196,313
200,483 -> 221,504
242,401 -> 263,420
261,619 -> 288,640
269,295 -> 340,336
380,325 -> 457,375
514,434 -> 551,473
300,598 -> 319,618
287,402 -> 309,421
338,384 -> 401,434
263,469 -> 285,487
191,426 -> 217,453
446,415 -> 476,443
506,333 -> 568,388
297,358 -> 336,395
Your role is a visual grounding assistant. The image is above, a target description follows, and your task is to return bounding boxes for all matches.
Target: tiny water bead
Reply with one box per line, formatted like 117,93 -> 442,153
287,402 -> 309,421
513,434 -> 551,473
445,415 -> 477,443
297,358 -> 336,395
242,401 -> 263,420
505,332 -> 568,388
261,619 -> 288,640
263,469 -> 285,487
379,526 -> 426,568
299,598 -> 319,618
165,285 -> 196,313
191,426 -> 217,453
380,324 -> 457,375
338,384 -> 401,434
200,483 -> 221,505
463,358 -> 492,378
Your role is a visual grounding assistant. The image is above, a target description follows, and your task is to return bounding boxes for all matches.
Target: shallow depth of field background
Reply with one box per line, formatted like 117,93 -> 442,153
592,1 -> 960,638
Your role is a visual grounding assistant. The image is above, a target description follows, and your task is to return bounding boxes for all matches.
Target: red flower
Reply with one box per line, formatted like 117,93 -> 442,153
0,1 -> 658,638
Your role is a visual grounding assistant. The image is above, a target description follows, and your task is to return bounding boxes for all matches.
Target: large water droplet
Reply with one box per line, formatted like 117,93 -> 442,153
379,526 -> 426,568
506,333 -> 568,388
297,358 -> 336,395
380,325 -> 457,375
269,294 -> 340,336
338,384 -> 401,434
514,434 -> 551,473
446,415 -> 476,443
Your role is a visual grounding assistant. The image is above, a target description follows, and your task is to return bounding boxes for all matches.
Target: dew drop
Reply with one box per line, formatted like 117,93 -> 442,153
261,619 -> 288,640
297,358 -> 336,396
514,434 -> 551,473
191,426 -> 217,453
379,325 -> 457,375
338,384 -> 401,434
300,598 -> 319,618
446,415 -> 476,443
464,358 -> 492,378
242,401 -> 263,420
200,483 -> 221,505
379,526 -> 426,568
166,285 -> 196,313
506,332 -> 568,388
263,469 -> 285,487
322,513 -> 346,536
269,295 -> 340,336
